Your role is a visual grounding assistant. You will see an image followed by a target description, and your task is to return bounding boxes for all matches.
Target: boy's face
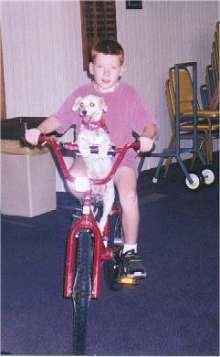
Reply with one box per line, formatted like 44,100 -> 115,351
89,53 -> 124,93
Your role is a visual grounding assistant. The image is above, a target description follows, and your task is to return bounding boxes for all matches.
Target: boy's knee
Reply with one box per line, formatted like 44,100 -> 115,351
120,190 -> 138,207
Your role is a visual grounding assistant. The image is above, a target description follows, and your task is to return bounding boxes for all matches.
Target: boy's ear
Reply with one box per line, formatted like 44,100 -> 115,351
89,62 -> 94,76
119,64 -> 125,77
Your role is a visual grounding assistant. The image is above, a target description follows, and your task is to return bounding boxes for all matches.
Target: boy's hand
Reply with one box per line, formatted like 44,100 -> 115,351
139,136 -> 154,152
25,128 -> 41,146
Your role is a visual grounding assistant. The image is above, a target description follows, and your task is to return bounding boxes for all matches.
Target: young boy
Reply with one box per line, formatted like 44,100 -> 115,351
25,39 -> 157,278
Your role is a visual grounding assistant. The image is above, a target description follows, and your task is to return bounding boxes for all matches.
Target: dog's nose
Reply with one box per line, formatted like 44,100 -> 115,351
81,110 -> 87,116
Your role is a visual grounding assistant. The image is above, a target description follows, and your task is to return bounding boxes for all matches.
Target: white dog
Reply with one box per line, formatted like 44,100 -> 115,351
72,94 -> 115,233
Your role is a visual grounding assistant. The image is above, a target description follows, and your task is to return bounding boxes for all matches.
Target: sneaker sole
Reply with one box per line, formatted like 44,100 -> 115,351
127,272 -> 147,279
117,272 -> 147,285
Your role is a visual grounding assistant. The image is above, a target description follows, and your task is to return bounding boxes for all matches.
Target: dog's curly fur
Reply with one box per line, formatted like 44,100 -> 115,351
72,94 -> 115,232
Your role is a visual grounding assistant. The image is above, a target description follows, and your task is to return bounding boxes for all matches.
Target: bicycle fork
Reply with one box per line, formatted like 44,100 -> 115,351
63,210 -> 113,300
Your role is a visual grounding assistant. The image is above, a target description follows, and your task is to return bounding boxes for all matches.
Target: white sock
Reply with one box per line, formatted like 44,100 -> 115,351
123,243 -> 137,254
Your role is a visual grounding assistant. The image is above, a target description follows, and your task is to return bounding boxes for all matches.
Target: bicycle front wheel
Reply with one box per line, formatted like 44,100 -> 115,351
72,230 -> 92,355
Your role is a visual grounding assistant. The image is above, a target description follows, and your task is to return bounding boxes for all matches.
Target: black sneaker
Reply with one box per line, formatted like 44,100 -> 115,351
120,250 -> 147,279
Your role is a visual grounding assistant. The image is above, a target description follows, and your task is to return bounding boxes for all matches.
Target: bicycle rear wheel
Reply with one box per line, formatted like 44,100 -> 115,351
72,230 -> 92,355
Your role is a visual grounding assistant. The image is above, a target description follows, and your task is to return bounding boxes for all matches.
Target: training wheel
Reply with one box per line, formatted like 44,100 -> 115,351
185,173 -> 201,191
201,168 -> 215,186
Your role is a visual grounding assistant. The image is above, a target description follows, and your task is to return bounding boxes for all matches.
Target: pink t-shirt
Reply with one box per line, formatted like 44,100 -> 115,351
54,81 -> 156,170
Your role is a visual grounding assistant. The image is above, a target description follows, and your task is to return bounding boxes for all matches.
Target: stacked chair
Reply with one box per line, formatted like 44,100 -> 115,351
201,22 -> 219,111
166,22 -> 219,167
138,61 -> 218,190
163,62 -> 219,174
138,23 -> 219,190
163,77 -> 208,176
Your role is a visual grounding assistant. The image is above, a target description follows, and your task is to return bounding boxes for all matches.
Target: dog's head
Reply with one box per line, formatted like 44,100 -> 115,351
72,95 -> 108,122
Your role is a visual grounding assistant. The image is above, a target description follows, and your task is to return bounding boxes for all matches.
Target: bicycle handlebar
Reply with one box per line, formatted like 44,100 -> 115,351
38,134 -> 140,185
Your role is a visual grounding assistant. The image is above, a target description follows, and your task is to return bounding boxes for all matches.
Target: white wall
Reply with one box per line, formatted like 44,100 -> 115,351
1,1 -> 219,190
116,0 -> 219,167
1,1 -> 87,117
1,1 -> 87,191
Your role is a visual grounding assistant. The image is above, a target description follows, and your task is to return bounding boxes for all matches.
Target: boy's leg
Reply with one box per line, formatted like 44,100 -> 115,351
114,166 -> 146,278
114,166 -> 139,245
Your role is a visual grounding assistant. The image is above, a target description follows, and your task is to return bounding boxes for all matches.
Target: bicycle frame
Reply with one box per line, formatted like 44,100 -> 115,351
38,135 -> 140,299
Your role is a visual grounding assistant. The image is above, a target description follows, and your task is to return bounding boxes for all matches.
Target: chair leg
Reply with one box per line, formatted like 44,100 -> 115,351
138,156 -> 146,173
206,129 -> 213,163
163,157 -> 173,176
189,137 -> 205,169
163,135 -> 175,177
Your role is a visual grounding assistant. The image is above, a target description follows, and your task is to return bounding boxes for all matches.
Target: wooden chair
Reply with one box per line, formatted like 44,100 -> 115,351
200,22 -> 219,111
163,79 -> 211,176
168,64 -> 219,163
138,63 -> 218,189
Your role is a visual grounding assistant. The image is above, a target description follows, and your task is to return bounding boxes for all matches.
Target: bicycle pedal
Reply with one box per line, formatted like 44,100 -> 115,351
117,275 -> 137,285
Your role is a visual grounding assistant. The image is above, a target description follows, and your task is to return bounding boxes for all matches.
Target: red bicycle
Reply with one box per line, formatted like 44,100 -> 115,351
37,134 -> 142,355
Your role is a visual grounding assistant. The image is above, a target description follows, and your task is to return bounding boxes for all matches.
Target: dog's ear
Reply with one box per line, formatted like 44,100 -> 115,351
100,97 -> 108,112
72,96 -> 82,112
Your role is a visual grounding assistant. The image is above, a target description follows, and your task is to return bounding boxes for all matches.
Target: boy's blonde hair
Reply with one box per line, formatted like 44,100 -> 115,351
91,39 -> 124,65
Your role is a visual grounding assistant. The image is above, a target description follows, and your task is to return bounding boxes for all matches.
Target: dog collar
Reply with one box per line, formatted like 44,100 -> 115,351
82,117 -> 109,133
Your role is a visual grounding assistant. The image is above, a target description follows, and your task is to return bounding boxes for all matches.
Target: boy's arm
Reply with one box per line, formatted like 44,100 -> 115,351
141,122 -> 157,139
25,115 -> 61,145
38,115 -> 61,134
139,122 -> 157,152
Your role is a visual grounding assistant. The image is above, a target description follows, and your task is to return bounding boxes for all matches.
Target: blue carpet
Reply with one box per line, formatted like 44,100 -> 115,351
1,156 -> 219,356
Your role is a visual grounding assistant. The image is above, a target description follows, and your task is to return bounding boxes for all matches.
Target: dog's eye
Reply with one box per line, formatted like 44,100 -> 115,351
89,102 -> 95,107
79,102 -> 84,107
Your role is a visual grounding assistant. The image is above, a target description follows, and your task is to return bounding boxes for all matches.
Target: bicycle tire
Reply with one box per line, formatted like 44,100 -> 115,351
72,230 -> 92,355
